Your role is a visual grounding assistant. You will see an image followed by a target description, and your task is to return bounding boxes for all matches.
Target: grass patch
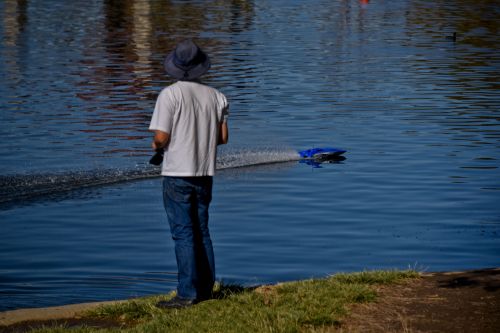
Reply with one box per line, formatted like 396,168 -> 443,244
27,270 -> 419,333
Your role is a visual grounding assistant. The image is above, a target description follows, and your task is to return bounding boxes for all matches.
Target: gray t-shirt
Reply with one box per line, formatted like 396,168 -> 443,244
149,81 -> 229,176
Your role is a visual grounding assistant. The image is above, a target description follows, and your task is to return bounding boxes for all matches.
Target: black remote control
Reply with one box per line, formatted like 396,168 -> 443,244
149,149 -> 164,165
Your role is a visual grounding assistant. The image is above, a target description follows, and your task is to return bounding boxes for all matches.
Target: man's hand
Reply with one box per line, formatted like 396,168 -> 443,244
152,130 -> 170,150
151,141 -> 161,150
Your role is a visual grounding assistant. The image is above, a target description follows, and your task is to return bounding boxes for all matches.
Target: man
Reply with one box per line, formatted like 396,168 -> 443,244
149,39 -> 229,308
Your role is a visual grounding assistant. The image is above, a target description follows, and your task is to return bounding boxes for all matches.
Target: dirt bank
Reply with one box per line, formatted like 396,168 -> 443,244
340,268 -> 500,332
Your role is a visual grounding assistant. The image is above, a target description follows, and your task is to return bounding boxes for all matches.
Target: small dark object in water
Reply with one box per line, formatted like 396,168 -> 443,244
446,32 -> 457,42
149,149 -> 164,165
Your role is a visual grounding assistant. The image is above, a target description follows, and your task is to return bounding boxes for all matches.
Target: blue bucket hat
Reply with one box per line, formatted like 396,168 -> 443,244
164,40 -> 211,80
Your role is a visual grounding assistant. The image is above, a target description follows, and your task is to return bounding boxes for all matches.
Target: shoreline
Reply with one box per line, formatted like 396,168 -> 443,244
0,300 -> 126,327
1,267 -> 499,331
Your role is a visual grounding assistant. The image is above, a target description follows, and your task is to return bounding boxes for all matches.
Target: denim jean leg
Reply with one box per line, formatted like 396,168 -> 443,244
193,177 -> 215,299
163,177 -> 198,300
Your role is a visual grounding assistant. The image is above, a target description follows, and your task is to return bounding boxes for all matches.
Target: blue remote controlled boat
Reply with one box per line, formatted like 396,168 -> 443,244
298,147 -> 346,167
298,147 -> 346,160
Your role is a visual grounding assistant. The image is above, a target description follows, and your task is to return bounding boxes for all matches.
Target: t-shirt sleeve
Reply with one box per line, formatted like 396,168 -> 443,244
149,88 -> 175,133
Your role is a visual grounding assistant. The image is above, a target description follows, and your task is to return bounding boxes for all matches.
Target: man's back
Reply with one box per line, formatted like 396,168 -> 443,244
149,80 -> 228,176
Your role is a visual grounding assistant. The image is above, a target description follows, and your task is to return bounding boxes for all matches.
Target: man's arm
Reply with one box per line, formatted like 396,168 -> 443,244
151,130 -> 170,150
218,121 -> 228,145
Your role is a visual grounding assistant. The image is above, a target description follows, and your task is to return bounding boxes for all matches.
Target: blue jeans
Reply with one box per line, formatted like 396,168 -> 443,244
162,176 -> 215,300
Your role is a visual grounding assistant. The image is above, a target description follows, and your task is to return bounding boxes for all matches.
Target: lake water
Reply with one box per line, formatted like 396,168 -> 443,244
1,0 -> 499,311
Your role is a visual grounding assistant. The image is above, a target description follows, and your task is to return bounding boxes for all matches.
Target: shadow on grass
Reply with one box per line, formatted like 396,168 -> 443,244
211,283 -> 256,300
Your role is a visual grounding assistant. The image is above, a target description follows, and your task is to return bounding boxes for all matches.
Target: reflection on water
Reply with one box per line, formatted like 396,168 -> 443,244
1,0 -> 496,171
0,0 -> 499,311
1,0 -> 256,172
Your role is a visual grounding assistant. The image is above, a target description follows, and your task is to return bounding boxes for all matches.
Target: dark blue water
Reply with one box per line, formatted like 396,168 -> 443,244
1,0 -> 499,311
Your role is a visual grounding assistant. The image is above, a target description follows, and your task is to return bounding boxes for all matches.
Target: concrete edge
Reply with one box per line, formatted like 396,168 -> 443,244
0,300 -> 125,326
